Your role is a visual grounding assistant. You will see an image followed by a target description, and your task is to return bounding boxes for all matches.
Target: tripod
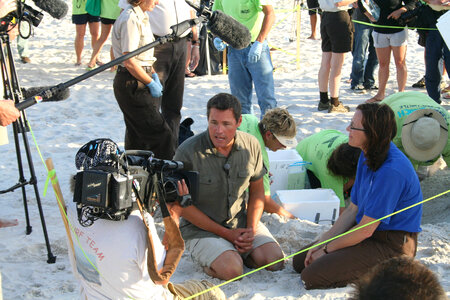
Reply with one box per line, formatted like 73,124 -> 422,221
0,33 -> 56,264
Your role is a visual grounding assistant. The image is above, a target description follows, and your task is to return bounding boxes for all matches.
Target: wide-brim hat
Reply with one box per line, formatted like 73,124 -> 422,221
402,109 -> 448,162
272,132 -> 297,148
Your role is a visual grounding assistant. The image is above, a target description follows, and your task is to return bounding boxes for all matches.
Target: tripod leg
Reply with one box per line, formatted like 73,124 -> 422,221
20,128 -> 56,264
12,122 -> 32,235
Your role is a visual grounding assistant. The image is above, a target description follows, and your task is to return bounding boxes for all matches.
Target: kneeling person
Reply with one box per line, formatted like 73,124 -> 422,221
174,93 -> 285,280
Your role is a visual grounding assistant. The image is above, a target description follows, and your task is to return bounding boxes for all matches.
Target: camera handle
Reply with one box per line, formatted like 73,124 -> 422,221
133,180 -> 184,285
15,17 -> 204,111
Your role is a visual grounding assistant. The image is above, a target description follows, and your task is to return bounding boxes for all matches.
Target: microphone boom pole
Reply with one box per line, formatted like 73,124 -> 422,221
15,17 -> 204,111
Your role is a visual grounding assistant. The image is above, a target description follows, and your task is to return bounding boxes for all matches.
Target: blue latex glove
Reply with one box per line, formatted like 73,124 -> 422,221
146,74 -> 163,97
213,37 -> 226,51
248,41 -> 263,63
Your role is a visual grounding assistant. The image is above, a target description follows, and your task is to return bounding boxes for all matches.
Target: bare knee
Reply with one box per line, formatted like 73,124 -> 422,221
248,242 -> 285,271
207,251 -> 243,281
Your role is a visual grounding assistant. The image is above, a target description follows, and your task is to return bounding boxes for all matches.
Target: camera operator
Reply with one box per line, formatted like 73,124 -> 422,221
67,140 -> 225,299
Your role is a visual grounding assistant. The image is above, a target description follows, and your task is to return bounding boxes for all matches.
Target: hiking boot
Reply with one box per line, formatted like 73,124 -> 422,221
318,101 -> 331,111
21,56 -> 31,64
412,76 -> 425,88
350,84 -> 366,93
328,102 -> 350,113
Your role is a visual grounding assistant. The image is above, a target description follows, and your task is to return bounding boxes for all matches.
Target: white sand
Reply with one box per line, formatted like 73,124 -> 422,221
0,1 -> 449,298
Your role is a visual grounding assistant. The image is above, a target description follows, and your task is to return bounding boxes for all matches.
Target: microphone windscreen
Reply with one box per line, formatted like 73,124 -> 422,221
32,0 -> 68,19
22,86 -> 70,102
208,10 -> 252,50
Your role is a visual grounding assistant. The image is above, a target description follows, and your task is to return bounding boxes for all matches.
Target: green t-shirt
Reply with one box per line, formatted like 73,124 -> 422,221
296,130 -> 348,207
238,114 -> 271,196
382,91 -> 450,169
100,0 -> 121,19
212,0 -> 272,41
73,0 -> 88,15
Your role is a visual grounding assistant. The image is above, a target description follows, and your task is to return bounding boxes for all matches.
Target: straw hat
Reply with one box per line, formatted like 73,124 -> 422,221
402,109 -> 448,162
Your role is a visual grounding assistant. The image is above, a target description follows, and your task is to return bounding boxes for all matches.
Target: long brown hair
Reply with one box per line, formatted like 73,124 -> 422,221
356,103 -> 397,171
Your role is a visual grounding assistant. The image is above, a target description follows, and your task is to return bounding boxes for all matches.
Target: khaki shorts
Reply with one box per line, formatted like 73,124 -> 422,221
185,222 -> 279,268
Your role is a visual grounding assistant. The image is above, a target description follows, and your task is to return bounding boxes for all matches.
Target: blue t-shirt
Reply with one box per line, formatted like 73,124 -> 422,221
351,142 -> 422,232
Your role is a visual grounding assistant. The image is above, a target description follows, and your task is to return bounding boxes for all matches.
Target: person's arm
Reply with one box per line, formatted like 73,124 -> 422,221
123,56 -> 153,85
335,0 -> 358,8
255,5 -> 275,43
264,195 -> 296,219
246,177 -> 265,231
424,0 -> 450,6
0,100 -> 20,126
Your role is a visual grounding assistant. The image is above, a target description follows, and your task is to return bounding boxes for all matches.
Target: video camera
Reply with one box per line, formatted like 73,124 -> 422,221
73,143 -> 198,227
0,1 -> 43,37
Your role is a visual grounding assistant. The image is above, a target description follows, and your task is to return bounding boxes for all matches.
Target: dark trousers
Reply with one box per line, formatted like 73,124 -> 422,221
113,69 -> 175,160
292,230 -> 418,290
152,37 -> 188,150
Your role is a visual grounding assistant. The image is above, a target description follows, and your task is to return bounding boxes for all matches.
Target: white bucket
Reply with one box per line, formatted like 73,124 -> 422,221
268,149 -> 307,196
274,189 -> 340,224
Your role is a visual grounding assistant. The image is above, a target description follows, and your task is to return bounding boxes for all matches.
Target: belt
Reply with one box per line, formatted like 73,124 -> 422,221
117,65 -> 152,73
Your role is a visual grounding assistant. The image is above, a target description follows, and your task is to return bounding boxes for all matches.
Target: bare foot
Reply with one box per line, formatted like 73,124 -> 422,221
0,218 -> 18,228
307,35 -> 319,40
366,96 -> 384,103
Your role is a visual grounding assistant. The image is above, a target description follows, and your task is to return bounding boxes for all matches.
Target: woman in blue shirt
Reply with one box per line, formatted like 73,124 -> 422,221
293,103 -> 422,289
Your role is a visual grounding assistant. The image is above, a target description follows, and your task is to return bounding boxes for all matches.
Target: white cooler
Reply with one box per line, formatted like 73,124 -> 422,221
267,149 -> 307,197
274,189 -> 340,224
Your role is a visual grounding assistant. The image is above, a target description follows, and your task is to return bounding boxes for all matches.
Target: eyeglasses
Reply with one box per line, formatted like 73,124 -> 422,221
349,122 -> 366,132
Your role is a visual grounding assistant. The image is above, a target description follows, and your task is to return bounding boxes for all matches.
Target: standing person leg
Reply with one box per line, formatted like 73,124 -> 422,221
228,47 -> 254,114
368,47 -> 390,102
393,44 -> 408,93
363,28 -> 378,89
74,23 -> 87,65
350,22 -> 369,90
87,19 -> 100,53
425,30 -> 445,103
158,39 -> 187,150
17,22 -> 30,63
249,41 -> 276,116
318,51 -> 332,110
329,52 -> 345,99
88,22 -> 113,69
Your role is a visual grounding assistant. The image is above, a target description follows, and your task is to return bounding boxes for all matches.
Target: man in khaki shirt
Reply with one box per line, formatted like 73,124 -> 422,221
173,93 -> 284,281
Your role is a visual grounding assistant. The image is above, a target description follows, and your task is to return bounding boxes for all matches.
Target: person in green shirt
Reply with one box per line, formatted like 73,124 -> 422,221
382,91 -> 449,170
72,0 -> 100,66
238,108 -> 297,219
296,129 -> 361,214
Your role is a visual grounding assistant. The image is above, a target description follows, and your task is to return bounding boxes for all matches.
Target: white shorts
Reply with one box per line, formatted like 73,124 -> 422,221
372,30 -> 408,48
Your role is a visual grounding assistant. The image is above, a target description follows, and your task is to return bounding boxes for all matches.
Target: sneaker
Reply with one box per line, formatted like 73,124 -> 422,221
328,102 -> 350,113
412,76 -> 425,88
364,84 -> 378,90
20,56 -> 31,64
318,101 -> 331,111
351,84 -> 366,93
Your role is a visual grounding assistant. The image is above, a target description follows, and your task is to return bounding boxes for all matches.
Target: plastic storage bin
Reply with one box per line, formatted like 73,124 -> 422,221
268,149 -> 307,196
274,189 -> 340,224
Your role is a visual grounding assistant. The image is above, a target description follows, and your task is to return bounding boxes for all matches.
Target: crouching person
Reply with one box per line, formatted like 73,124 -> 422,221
67,139 -> 225,299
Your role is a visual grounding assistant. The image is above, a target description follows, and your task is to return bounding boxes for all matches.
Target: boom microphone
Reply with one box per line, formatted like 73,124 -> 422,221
16,84 -> 70,111
185,0 -> 252,50
31,0 -> 68,20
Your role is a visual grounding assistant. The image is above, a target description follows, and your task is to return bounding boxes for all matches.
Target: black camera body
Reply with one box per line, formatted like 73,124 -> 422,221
73,150 -> 198,227
0,1 -> 43,37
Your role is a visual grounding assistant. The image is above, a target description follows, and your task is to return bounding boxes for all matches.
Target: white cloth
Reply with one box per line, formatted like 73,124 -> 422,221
66,202 -> 174,300
118,0 -> 192,36
318,0 -> 350,12
112,5 -> 157,67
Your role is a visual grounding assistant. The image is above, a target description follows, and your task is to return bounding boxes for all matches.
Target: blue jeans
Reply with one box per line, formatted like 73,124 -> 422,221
425,30 -> 450,104
350,22 -> 378,88
227,40 -> 276,115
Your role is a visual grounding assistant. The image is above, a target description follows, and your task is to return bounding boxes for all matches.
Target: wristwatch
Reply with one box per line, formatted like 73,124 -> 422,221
192,40 -> 199,45
323,243 -> 329,254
